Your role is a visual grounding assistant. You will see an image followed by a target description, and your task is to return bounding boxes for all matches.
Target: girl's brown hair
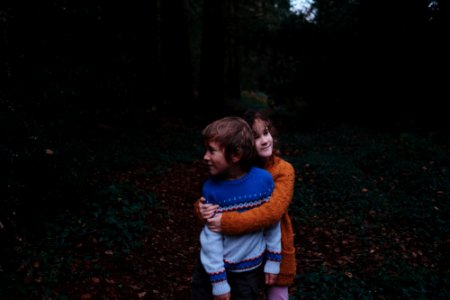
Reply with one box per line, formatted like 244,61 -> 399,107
243,110 -> 280,166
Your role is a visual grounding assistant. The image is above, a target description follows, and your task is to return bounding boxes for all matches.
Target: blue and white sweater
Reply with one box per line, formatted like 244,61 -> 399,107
200,166 -> 282,296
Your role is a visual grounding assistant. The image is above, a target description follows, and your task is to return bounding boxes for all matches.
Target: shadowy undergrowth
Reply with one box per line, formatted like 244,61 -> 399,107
1,111 -> 202,299
2,113 -> 449,299
283,124 -> 450,299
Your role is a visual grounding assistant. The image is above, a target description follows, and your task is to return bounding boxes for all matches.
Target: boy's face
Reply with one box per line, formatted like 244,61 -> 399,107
203,140 -> 229,176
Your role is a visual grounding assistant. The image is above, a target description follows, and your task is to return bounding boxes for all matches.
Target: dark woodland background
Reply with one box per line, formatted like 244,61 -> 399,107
2,0 -> 449,123
1,0 -> 450,299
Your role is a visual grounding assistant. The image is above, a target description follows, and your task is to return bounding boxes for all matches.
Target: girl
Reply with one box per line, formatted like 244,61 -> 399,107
196,110 -> 296,300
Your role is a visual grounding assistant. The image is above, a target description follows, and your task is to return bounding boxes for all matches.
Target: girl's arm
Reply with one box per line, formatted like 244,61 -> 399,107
221,162 -> 295,235
194,160 -> 295,235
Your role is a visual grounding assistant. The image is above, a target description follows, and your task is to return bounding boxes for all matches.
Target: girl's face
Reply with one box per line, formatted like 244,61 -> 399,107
203,140 -> 229,176
252,119 -> 273,159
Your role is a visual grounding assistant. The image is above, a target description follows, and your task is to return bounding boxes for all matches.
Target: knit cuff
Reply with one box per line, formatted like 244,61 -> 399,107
264,260 -> 280,275
212,280 -> 231,296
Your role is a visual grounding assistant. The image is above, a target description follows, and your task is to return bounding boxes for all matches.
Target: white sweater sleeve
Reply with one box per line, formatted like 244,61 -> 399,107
200,226 -> 230,296
263,220 -> 282,274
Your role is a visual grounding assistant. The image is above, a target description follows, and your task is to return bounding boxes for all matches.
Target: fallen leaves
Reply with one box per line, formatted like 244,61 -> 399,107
51,161 -> 205,299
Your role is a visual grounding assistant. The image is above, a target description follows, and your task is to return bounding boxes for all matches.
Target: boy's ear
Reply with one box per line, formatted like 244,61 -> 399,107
231,152 -> 242,163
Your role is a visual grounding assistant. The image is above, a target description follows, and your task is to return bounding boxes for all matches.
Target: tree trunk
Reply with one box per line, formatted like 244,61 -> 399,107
199,0 -> 240,117
160,0 -> 194,113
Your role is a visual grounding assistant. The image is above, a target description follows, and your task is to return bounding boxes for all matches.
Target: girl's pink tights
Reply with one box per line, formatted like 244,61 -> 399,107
267,286 -> 289,300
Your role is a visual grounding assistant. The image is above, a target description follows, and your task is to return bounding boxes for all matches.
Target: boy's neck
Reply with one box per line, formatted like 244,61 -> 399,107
223,165 -> 248,180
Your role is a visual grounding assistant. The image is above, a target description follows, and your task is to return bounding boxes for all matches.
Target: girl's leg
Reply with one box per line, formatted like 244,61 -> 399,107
267,285 -> 289,300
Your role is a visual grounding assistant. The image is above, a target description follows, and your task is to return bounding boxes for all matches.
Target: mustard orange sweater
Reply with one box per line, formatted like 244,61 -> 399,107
194,156 -> 297,286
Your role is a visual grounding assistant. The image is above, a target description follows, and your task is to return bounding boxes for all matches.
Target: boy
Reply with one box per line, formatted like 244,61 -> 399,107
191,116 -> 282,300
197,110 -> 297,299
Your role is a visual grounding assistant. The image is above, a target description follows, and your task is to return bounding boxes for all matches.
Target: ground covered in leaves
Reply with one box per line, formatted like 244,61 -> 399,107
56,160 -> 209,299
2,115 -> 450,299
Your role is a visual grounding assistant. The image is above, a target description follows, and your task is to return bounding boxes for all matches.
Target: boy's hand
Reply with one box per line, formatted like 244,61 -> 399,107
265,273 -> 278,285
199,197 -> 219,219
214,292 -> 231,300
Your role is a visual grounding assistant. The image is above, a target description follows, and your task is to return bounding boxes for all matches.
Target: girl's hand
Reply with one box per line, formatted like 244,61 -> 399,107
206,213 -> 223,233
199,197 -> 219,220
265,273 -> 278,285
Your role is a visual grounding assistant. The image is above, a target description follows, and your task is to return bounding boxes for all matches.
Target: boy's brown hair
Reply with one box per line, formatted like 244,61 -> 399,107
202,116 -> 255,171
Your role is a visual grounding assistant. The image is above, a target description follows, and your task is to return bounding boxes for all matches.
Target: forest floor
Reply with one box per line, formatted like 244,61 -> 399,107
58,160 -> 209,299
3,114 -> 450,299
52,116 -> 214,300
